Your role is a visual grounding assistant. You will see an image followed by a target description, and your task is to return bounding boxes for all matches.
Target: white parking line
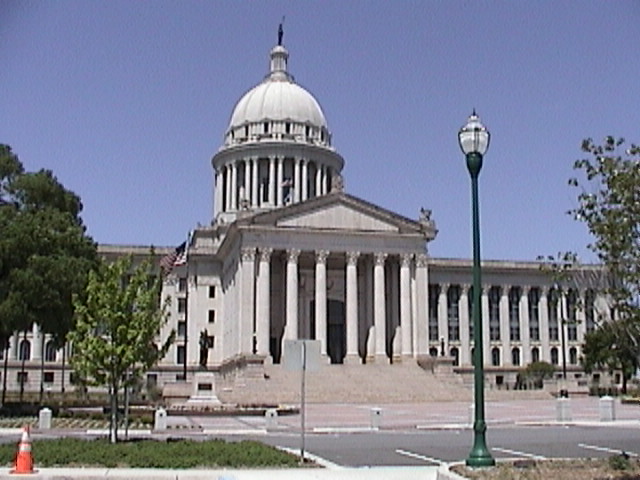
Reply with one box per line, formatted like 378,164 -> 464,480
395,449 -> 445,465
579,443 -> 638,457
492,447 -> 547,460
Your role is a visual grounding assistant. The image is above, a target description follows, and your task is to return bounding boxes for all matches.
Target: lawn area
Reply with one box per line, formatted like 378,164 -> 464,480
0,438 -> 301,469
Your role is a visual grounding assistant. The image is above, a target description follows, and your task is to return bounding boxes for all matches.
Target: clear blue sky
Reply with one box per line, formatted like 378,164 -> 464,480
2,1 -> 639,262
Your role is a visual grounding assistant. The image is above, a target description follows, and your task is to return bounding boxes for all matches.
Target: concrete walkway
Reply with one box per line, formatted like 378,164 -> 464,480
0,467 -> 441,480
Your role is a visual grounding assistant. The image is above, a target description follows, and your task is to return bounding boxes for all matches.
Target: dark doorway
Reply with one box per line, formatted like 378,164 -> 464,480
327,299 -> 346,364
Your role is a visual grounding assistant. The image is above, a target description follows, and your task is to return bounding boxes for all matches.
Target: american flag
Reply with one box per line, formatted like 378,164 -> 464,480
160,242 -> 187,275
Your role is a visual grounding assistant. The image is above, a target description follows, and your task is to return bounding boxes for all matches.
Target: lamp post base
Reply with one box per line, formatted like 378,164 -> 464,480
466,428 -> 495,467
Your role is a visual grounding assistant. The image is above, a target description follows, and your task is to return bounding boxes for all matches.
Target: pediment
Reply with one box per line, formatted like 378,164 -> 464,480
240,192 -> 429,235
277,203 -> 398,232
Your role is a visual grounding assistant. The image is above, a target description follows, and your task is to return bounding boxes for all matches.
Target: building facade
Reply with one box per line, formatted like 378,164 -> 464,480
2,36 -> 611,397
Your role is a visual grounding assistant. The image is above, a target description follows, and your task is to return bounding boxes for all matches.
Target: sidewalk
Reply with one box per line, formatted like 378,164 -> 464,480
0,467 -> 441,480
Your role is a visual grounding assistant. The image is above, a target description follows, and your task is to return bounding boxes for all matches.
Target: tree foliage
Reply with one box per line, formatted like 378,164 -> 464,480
0,144 -> 97,401
569,137 -> 640,393
69,256 -> 174,442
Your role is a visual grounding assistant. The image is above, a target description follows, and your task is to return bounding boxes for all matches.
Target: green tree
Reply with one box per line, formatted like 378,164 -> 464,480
569,137 -> 640,393
0,144 -> 96,403
522,361 -> 556,389
69,256 -> 174,443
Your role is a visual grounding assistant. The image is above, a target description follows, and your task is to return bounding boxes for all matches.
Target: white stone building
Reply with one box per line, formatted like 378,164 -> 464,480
3,36 -> 613,400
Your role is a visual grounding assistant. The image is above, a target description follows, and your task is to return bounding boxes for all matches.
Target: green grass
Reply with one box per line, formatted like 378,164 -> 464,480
0,438 -> 300,468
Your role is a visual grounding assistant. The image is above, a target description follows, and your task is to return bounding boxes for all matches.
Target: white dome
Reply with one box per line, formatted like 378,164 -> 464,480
229,80 -> 327,129
222,44 -> 333,149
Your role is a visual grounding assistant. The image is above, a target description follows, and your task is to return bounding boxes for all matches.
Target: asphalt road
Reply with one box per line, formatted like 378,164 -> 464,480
249,425 -> 640,467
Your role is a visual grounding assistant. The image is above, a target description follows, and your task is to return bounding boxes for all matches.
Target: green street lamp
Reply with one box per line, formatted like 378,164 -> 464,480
460,110 -> 495,467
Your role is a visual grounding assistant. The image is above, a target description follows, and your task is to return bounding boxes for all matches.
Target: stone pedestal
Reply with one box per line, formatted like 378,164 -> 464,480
187,371 -> 222,406
599,395 -> 615,421
39,408 -> 52,430
556,397 -> 572,422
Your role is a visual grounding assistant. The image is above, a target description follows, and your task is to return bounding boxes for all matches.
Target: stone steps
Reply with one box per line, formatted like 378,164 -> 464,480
217,362 -> 478,405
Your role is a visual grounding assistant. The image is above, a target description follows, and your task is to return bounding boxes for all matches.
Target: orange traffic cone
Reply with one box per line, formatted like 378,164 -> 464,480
11,426 -> 34,474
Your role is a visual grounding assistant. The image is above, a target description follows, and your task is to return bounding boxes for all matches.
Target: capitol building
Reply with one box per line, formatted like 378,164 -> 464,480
6,34 -> 612,402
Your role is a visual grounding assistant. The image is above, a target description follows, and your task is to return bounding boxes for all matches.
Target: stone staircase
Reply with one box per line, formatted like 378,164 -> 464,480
216,361 -> 479,405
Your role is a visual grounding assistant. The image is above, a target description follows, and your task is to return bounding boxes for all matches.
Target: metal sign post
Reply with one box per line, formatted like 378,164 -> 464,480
284,339 -> 320,464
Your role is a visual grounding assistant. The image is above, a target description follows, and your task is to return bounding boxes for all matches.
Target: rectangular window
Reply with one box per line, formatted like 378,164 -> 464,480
178,277 -> 187,292
43,372 -> 54,384
489,286 -> 501,341
178,321 -> 186,337
209,286 -> 216,298
207,336 -> 214,349
447,285 -> 460,341
176,345 -> 186,365
548,288 -> 559,341
208,310 -> 215,324
428,285 -> 439,341
528,288 -> 540,341
146,374 -> 158,389
178,298 -> 187,314
17,371 -> 28,385
585,289 -> 596,333
509,287 -> 521,341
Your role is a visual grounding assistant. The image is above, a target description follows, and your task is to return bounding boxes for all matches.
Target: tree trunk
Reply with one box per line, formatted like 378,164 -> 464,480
110,380 -> 119,444
622,373 -> 628,395
2,345 -> 8,405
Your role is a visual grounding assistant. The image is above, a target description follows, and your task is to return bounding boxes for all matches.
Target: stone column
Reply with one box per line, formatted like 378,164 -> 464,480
276,156 -> 284,206
240,248 -> 256,355
214,170 -> 222,217
315,250 -> 329,356
241,159 -> 249,206
315,164 -> 322,198
499,286 -> 510,364
251,157 -> 258,208
285,249 -> 301,342
400,254 -> 412,358
539,287 -> 550,362
373,252 -> 388,361
459,285 -> 471,365
438,284 -> 448,352
225,166 -> 232,213
576,289 -> 587,343
230,162 -> 238,210
256,247 -> 272,357
268,156 -> 276,206
32,323 -> 42,360
346,251 -> 360,363
520,286 -> 531,365
481,286 -> 490,365
301,159 -> 308,201
415,253 -> 429,356
293,159 -> 301,203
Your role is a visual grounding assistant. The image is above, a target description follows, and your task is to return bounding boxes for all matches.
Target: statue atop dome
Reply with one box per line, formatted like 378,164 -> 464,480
278,19 -> 284,46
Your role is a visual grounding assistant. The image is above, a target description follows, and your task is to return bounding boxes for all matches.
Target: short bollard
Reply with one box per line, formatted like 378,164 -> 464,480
38,408 -> 52,430
154,408 -> 167,430
556,397 -> 572,422
370,407 -> 382,430
265,408 -> 278,431
599,395 -> 615,422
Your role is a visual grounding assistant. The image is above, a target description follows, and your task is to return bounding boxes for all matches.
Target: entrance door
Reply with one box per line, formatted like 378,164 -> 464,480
327,299 -> 346,364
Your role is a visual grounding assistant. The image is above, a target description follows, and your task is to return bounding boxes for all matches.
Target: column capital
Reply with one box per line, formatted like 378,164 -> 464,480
440,283 -> 450,293
374,252 -> 388,266
258,247 -> 273,262
461,284 -> 471,295
287,248 -> 301,263
400,253 -> 413,267
521,285 -> 531,295
346,251 -> 360,265
241,247 -> 256,262
316,249 -> 329,264
415,253 -> 428,268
